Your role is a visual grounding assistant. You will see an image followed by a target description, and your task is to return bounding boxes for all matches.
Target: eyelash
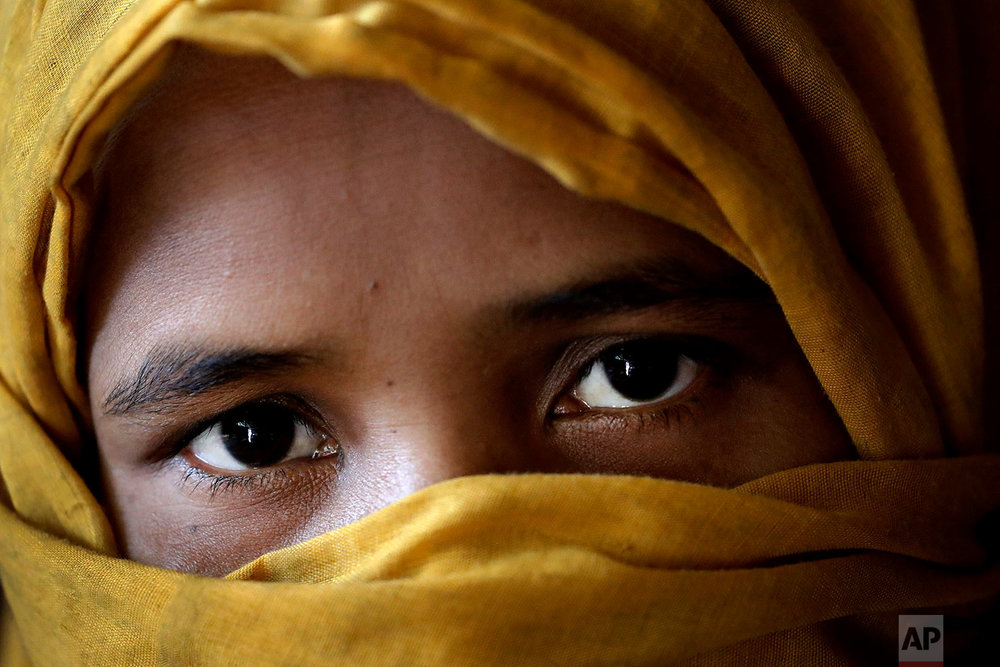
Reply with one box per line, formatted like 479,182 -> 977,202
556,398 -> 700,432
179,464 -> 291,497
160,335 -> 729,495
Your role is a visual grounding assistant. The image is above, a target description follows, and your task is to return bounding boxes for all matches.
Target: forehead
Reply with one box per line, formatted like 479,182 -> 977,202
87,49 -> 740,357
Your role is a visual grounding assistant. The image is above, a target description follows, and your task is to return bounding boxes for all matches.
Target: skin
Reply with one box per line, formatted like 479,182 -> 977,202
85,49 -> 855,577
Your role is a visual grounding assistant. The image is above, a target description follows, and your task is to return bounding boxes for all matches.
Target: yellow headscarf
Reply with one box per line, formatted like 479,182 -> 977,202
2,0 -> 998,663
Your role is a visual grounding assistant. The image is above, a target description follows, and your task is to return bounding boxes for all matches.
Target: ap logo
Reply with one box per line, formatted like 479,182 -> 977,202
898,615 -> 943,666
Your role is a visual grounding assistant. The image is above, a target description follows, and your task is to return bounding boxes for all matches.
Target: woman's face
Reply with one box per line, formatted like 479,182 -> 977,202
85,51 -> 853,576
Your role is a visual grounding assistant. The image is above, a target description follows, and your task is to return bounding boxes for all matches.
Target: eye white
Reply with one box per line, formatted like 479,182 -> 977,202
573,353 -> 699,408
189,419 -> 323,472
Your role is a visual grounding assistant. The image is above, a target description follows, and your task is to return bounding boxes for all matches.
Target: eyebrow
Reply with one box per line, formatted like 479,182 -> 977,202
506,257 -> 774,322
102,259 -> 771,418
102,346 -> 315,417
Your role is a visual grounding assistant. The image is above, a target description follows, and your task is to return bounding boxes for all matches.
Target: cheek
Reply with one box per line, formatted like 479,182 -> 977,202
100,455 -> 335,576
547,353 -> 853,486
707,352 -> 855,482
101,446 -> 458,576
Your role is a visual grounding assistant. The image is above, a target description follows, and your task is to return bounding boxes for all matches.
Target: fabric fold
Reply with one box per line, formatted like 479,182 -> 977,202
2,468 -> 998,664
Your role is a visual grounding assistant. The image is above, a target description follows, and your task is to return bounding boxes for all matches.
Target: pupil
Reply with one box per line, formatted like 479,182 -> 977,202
599,339 -> 680,401
220,403 -> 296,467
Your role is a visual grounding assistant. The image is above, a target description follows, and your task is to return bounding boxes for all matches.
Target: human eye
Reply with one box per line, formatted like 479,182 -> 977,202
552,337 -> 709,416
165,397 -> 341,495
543,335 -> 737,476
564,339 -> 699,410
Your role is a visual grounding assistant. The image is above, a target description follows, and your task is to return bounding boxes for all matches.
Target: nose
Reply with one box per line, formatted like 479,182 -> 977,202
331,361 -> 553,507
296,379 -> 548,553
351,400 -> 536,498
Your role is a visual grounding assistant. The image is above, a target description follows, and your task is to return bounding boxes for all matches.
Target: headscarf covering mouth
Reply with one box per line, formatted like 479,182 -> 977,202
1,1 -> 998,663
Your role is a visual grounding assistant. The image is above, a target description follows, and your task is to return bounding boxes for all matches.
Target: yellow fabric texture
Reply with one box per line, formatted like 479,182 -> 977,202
1,0 -> 998,664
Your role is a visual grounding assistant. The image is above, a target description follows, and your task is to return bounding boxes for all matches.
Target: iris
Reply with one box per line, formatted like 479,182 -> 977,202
219,403 -> 297,467
598,340 -> 682,401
